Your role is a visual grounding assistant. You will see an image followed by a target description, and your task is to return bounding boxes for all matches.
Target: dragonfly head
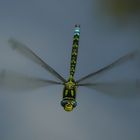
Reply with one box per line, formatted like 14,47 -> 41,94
64,102 -> 74,112
61,98 -> 77,112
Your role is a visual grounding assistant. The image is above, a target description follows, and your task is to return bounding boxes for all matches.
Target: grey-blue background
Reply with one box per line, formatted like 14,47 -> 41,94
0,0 -> 140,140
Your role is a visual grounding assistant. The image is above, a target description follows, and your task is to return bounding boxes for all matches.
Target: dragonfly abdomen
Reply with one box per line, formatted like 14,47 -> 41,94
69,24 -> 80,78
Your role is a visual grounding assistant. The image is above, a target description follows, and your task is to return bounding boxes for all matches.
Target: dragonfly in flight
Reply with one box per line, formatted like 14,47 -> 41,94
1,25 -> 139,112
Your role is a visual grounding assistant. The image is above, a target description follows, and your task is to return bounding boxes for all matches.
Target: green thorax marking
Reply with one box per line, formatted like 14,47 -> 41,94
63,76 -> 77,100
65,77 -> 77,90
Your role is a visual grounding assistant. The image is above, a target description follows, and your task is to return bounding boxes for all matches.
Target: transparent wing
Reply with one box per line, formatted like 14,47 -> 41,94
8,38 -> 66,83
78,79 -> 140,98
0,70 -> 63,92
76,50 -> 139,83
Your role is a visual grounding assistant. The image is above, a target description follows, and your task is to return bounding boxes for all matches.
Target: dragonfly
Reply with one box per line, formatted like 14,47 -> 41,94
1,25 -> 139,112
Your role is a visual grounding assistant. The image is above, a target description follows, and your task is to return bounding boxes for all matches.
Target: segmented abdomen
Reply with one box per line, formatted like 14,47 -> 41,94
69,24 -> 80,78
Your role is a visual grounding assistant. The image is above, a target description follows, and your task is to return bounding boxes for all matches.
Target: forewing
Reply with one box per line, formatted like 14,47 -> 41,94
76,50 -> 139,83
8,38 -> 66,83
0,70 -> 63,92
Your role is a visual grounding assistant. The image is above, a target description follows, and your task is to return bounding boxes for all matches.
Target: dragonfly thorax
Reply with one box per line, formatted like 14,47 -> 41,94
65,79 -> 77,90
61,78 -> 77,112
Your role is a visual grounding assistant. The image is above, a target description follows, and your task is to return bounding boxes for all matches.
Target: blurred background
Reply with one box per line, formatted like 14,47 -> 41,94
0,0 -> 140,140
